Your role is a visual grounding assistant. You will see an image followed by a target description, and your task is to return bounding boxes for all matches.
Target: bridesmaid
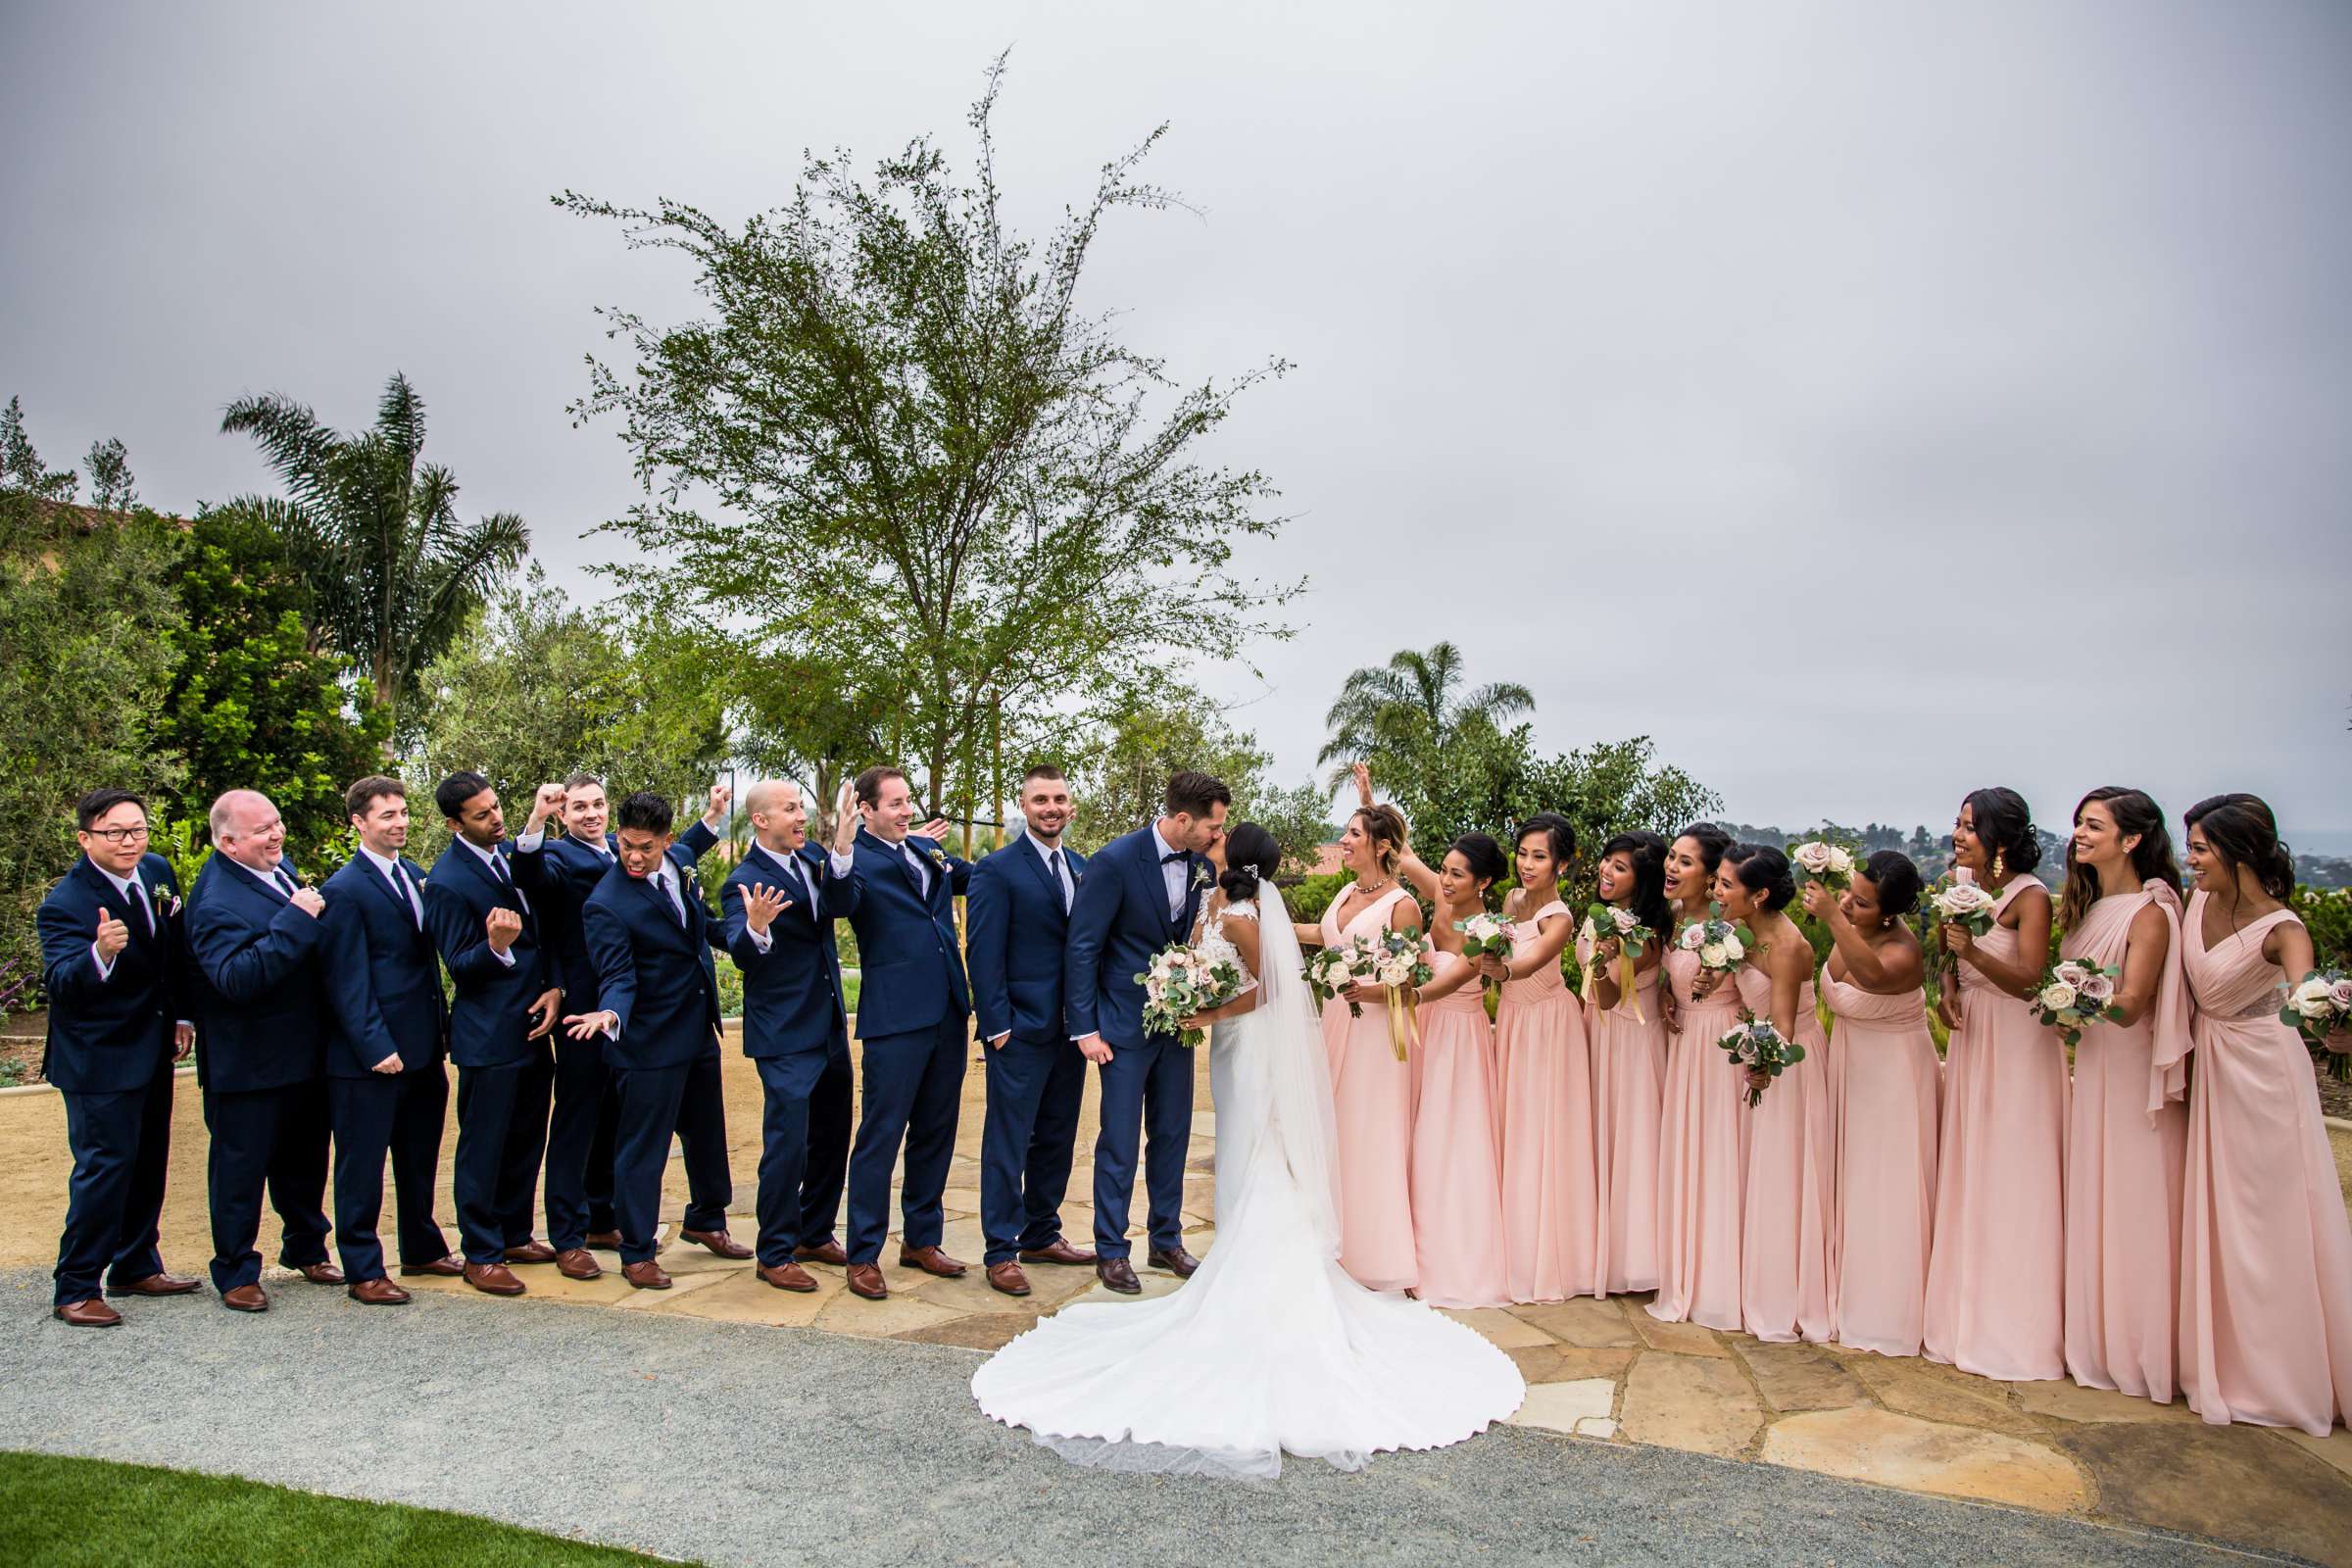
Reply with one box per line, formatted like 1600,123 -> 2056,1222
2058,787 -> 2189,1406
1806,852 -> 1937,1358
1475,813 -> 1598,1302
2178,794 -> 2352,1435
1584,831 -> 1673,1297
1922,787 -> 2065,1382
1403,833 -> 1512,1308
1296,802 -> 1422,1292
1718,844 -> 1836,1345
1649,822 -> 1748,1330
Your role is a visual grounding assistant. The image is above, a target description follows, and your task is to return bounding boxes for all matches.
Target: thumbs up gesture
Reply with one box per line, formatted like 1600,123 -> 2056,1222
95,909 -> 130,962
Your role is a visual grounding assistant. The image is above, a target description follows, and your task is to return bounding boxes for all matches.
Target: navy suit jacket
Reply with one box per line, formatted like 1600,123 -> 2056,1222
580,851 -> 727,1072
1062,823 -> 1205,1049
185,853 -> 329,1094
516,819 -> 717,1009
36,853 -> 185,1094
845,828 -> 972,1040
422,838 -> 551,1070
966,836 -> 1088,1043
319,853 -> 449,1078
722,841 -> 858,1060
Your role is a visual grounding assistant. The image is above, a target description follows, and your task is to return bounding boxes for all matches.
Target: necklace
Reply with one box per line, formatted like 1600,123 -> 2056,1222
1353,874 -> 1396,901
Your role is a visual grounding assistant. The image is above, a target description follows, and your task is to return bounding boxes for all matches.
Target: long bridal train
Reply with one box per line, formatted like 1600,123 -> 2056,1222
970,882 -> 1524,1478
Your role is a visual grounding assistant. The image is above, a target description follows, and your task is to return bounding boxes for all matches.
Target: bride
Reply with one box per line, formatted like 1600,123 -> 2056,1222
970,821 -> 1526,1479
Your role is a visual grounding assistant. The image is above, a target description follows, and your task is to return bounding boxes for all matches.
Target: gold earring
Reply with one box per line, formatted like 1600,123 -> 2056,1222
1992,848 -> 2006,880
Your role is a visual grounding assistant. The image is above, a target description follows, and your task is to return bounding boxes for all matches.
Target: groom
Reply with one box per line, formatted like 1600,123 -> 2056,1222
1063,769 -> 1229,1293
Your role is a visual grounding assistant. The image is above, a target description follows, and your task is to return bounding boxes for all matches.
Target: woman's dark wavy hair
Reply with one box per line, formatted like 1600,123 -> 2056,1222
1218,822 -> 1282,902
1449,832 -> 1508,902
2059,786 -> 2182,930
2183,793 -> 2294,902
1672,821 -> 1735,879
1860,850 -> 1924,920
1513,812 -> 1577,885
1597,830 -> 1675,939
1962,786 -> 2041,876
1725,842 -> 1796,911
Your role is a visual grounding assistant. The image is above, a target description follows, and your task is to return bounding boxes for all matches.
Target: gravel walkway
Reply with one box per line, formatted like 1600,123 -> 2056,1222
0,1268 -> 2279,1567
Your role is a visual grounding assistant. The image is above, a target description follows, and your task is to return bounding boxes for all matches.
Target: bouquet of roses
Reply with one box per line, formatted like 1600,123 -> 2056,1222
1788,840 -> 1856,892
1718,1013 -> 1805,1107
1306,941 -> 1367,1016
1582,903 -> 1655,1020
1678,913 -> 1746,979
2030,958 -> 2124,1047
1455,911 -> 1516,1001
1367,928 -> 1437,1060
2279,967 -> 2352,1083
1136,941 -> 1247,1049
1926,878 -> 1998,939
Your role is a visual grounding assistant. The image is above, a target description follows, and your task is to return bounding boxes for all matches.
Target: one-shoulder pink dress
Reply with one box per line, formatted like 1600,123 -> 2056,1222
1319,884 -> 1421,1292
1494,900 -> 1598,1302
2062,881 -> 2189,1404
1582,926 -> 1668,1296
1822,965 -> 1939,1357
1648,942 -> 1748,1330
1923,875 -> 2066,1382
2179,893 -> 2352,1436
1408,951 -> 1510,1308
1737,962 -> 1838,1345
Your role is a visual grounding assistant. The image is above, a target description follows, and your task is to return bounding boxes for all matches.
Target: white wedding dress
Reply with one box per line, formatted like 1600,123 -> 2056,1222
970,883 -> 1525,1479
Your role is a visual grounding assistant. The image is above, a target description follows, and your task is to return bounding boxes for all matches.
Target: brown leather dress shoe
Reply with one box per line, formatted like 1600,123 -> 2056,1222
221,1284 -> 270,1312
678,1228 -> 753,1260
583,1231 -> 623,1250
758,1261 -> 818,1293
112,1271 -> 201,1296
622,1260 -> 672,1290
794,1240 -> 849,1266
1096,1257 -> 1141,1295
399,1255 -> 465,1278
347,1277 -> 412,1305
555,1249 -> 603,1281
845,1263 -> 888,1299
1018,1238 -> 1097,1266
987,1261 -> 1032,1297
53,1298 -> 123,1327
505,1240 -> 559,1265
464,1262 -> 525,1297
289,1260 -> 345,1286
897,1245 -> 967,1278
1148,1246 -> 1200,1279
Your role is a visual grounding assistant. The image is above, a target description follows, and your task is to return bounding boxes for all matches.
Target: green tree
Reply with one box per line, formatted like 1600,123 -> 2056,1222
1,396 -> 78,502
560,58 -> 1298,821
218,372 -> 529,738
1316,641 -> 1534,788
1524,735 -> 1723,909
1064,690 -> 1272,854
1249,779 -> 1339,879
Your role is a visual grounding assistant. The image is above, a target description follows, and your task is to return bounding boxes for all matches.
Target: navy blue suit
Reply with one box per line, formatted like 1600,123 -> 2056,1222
318,852 -> 452,1280
37,853 -> 186,1304
184,853 -> 334,1293
422,838 -> 555,1264
515,819 -> 716,1251
965,835 -> 1090,1266
842,827 -> 972,1264
579,849 -> 731,1265
1062,822 -> 1204,1260
722,841 -> 858,1266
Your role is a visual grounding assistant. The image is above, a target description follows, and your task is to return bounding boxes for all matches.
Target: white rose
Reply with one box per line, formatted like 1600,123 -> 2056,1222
2037,982 -> 2078,1012
1698,942 -> 1728,968
1793,842 -> 1832,874
2295,991 -> 2334,1020
1828,846 -> 1855,875
1680,925 -> 1703,952
1721,933 -> 1744,961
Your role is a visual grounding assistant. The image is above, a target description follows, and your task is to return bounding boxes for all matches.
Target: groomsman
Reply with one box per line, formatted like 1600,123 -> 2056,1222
840,766 -> 973,1300
38,789 -> 199,1326
185,790 -> 340,1311
563,792 -> 734,1290
965,765 -> 1096,1298
422,772 -> 563,1296
1064,770 -> 1228,1292
318,776 -> 460,1302
720,779 -> 858,1291
514,776 -> 729,1272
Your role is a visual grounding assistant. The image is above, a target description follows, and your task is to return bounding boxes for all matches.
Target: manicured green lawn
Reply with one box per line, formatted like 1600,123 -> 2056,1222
0,1451 -> 689,1566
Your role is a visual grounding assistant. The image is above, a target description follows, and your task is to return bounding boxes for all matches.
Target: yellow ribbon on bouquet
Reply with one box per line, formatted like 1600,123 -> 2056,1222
1386,985 -> 1421,1062
1581,934 -> 1645,1024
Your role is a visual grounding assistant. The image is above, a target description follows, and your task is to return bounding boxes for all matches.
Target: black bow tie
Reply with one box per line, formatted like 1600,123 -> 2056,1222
1161,851 -> 1188,865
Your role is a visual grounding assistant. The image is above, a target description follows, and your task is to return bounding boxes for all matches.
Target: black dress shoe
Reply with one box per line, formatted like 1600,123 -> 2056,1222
1148,1246 -> 1200,1279
1096,1257 -> 1141,1295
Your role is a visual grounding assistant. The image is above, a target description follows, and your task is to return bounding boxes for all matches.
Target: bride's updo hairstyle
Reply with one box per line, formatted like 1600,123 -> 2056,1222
1352,804 -> 1409,877
1725,843 -> 1797,910
1451,832 -> 1507,896
1219,822 -> 1282,902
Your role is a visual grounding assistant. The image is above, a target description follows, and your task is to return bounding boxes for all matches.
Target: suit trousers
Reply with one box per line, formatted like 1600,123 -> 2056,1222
53,1059 -> 175,1303
203,1079 -> 332,1294
543,1031 -> 613,1250
1090,1031 -> 1195,1260
328,1065 -> 451,1279
452,1046 -> 554,1262
979,1033 -> 1087,1264
845,1014 -> 968,1262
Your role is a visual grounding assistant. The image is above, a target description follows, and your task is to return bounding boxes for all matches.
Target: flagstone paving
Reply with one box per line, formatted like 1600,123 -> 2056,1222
2,1032 -> 2347,1565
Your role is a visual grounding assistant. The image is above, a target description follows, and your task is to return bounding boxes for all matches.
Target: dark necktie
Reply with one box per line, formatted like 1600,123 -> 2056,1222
1048,849 -> 1069,913
273,867 -> 297,900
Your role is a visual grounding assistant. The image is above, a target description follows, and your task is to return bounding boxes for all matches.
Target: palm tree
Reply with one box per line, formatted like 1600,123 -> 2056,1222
219,373 -> 528,740
1316,641 -> 1534,788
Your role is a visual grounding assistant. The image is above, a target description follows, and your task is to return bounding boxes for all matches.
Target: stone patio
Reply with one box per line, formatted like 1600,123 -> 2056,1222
3,1031 -> 2347,1566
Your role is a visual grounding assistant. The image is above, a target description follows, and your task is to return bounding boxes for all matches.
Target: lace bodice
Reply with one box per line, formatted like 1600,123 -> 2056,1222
1199,898 -> 1260,1000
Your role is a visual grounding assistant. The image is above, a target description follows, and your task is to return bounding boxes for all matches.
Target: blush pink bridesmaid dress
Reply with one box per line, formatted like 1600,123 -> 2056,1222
1922,875 -> 2067,1382
1408,951 -> 1510,1308
2179,892 -> 2352,1435
1736,962 -> 1838,1344
1319,884 -> 1420,1292
1648,944 -> 1748,1330
2061,880 -> 2190,1404
1582,927 -> 1669,1296
1822,965 -> 1939,1357
1495,900 -> 1598,1302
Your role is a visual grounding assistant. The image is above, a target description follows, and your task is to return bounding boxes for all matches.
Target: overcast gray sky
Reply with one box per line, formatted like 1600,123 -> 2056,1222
6,1 -> 2348,841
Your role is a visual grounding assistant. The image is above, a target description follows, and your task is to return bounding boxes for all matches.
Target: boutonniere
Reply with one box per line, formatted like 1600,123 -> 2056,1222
923,845 -> 950,872
297,867 -> 319,891
151,885 -> 182,921
1191,860 -> 1213,891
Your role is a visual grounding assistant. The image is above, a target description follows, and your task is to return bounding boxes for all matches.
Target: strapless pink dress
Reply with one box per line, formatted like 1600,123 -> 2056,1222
1581,927 -> 1667,1295
1822,968 -> 1938,1357
1648,944 -> 1748,1330
1408,952 -> 1509,1307
1737,964 -> 1837,1344
1495,901 -> 1598,1301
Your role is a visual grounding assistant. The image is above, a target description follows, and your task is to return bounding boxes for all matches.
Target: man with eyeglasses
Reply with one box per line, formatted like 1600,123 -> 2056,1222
37,789 -> 200,1326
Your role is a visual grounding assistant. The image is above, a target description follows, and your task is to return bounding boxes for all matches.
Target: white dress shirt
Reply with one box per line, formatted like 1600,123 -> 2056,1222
1153,820 -> 1190,918
741,842 -> 855,953
358,844 -> 425,928
87,863 -> 152,980
458,837 -> 521,965
1029,834 -> 1076,913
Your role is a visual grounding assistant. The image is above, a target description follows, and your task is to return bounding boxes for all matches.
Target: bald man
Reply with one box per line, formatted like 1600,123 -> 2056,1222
183,790 -> 339,1311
